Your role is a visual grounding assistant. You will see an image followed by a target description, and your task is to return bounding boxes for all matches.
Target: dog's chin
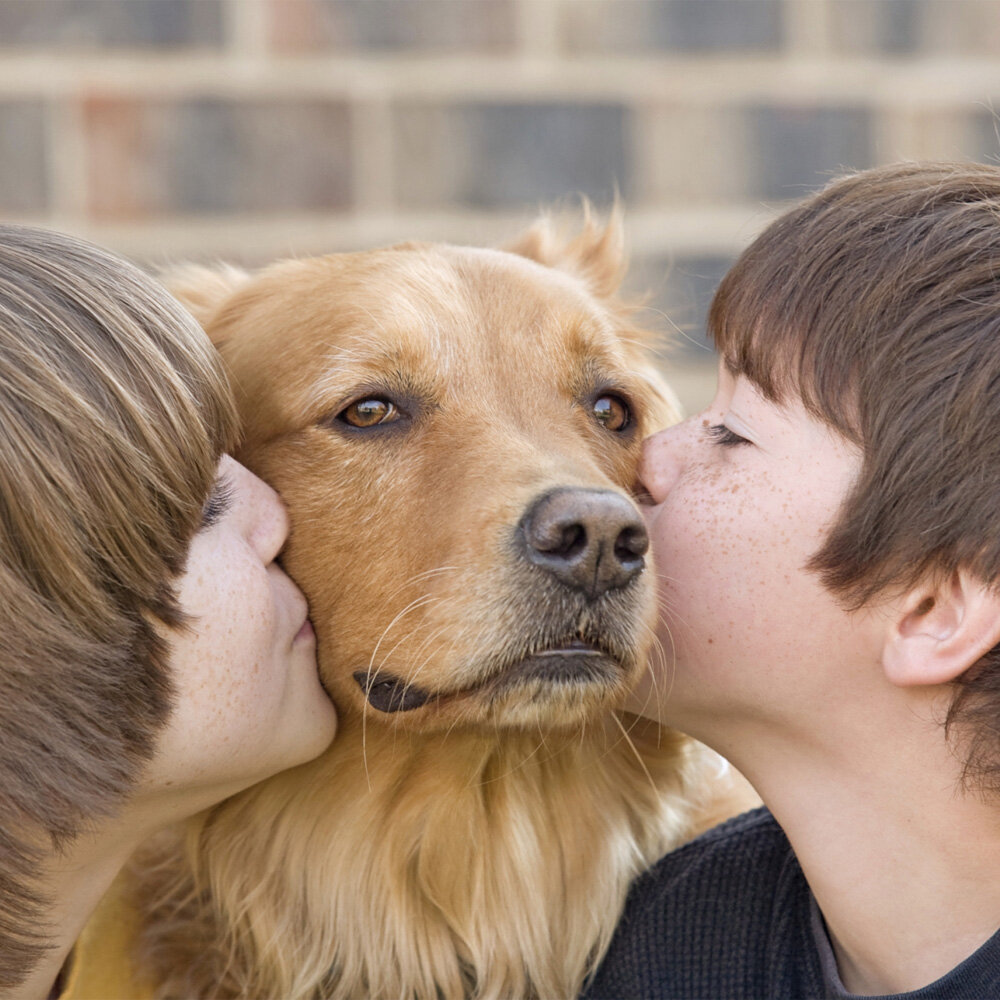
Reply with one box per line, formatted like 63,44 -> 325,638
478,664 -> 634,729
492,645 -> 620,691
352,641 -> 638,730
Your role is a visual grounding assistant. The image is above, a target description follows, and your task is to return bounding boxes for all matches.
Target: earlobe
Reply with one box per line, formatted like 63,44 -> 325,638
882,571 -> 1000,687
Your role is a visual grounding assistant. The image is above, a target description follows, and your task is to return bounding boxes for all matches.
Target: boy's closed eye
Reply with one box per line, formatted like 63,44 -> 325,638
708,423 -> 751,447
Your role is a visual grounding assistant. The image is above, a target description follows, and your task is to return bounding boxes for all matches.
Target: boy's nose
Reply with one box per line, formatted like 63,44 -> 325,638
224,456 -> 290,563
637,424 -> 687,504
248,478 -> 290,564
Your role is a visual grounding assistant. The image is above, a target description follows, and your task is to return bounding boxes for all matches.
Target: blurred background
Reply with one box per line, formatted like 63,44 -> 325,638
3,0 -> 1000,411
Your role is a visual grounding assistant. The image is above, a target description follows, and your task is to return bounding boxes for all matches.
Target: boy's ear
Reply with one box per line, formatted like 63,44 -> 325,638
882,570 -> 1000,687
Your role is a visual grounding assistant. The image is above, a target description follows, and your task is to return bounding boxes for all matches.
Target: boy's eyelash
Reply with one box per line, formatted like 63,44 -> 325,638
199,476 -> 234,530
707,424 -> 750,447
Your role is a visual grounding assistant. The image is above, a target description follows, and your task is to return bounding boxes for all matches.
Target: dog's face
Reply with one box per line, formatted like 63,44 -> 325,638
178,226 -> 679,732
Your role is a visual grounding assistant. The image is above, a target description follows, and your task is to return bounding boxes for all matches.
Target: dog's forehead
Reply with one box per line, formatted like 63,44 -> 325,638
443,246 -> 616,331
267,244 -> 627,361
225,243 -> 650,436
398,245 -> 624,351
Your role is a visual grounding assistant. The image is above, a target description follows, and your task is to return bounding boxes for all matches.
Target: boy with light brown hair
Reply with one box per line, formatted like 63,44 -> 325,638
586,162 -> 1000,998
0,226 -> 337,998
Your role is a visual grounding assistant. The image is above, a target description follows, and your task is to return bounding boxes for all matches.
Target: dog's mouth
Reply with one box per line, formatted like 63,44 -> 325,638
353,639 -> 623,714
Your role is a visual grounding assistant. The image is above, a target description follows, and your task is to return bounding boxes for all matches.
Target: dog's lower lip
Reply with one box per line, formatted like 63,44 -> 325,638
295,618 -> 315,642
535,641 -> 603,657
355,642 -> 620,713
493,646 -> 618,690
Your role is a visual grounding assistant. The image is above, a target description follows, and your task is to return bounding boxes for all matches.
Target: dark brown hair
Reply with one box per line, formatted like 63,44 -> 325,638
0,226 -> 238,983
709,161 -> 1000,794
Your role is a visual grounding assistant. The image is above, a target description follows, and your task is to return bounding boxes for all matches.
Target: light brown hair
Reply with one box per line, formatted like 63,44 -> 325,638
709,161 -> 1000,793
0,225 -> 238,984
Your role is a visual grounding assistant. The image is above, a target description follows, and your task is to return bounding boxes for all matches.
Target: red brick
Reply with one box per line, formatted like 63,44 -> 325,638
84,96 -> 353,219
0,0 -> 223,50
268,0 -> 515,53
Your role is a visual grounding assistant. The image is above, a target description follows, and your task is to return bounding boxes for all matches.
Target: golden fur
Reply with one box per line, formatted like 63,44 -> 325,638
132,215 -> 748,999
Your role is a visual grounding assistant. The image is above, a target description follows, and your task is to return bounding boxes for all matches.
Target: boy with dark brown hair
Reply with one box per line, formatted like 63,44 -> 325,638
585,162 -> 1000,998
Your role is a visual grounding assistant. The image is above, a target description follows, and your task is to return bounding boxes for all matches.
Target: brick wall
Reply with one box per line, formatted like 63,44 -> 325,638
3,0 -> 1000,410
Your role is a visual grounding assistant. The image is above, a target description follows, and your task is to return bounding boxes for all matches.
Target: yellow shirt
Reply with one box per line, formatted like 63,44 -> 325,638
59,876 -> 153,1000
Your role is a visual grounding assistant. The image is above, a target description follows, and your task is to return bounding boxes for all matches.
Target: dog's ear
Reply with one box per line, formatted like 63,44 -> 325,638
509,205 -> 683,425
158,263 -> 251,333
505,203 -> 626,301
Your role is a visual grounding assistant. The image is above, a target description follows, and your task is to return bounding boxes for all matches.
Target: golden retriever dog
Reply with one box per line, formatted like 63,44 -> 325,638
132,214 -> 747,999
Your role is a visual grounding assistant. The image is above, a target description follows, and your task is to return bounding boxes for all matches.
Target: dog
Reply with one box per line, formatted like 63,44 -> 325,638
131,213 -> 750,999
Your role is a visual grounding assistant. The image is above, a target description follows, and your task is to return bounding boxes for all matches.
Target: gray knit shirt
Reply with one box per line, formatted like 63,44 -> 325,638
581,807 -> 1000,999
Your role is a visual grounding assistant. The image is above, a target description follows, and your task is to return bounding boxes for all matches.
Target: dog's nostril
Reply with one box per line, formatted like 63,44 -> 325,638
533,522 -> 587,559
615,524 -> 649,563
520,488 -> 648,599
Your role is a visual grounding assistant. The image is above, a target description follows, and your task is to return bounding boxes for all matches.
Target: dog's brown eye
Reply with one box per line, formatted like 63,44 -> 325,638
593,395 -> 630,432
341,397 -> 399,428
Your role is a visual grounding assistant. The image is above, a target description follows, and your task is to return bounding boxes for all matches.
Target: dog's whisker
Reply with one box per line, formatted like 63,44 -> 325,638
440,710 -> 466,748
661,625 -> 678,705
357,573 -> 462,673
637,304 -> 693,342
365,593 -> 440,679
641,615 -> 678,719
392,623 -> 455,710
404,615 -> 464,681
627,619 -> 673,738
375,596 -> 442,670
361,697 -> 371,791
476,732 -> 548,787
375,566 -> 460,610
651,582 -> 695,635
360,595 -> 443,785
385,623 -> 475,726
611,712 -> 659,799
432,625 -> 500,755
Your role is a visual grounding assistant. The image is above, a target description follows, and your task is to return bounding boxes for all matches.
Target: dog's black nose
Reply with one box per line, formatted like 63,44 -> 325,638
520,488 -> 648,599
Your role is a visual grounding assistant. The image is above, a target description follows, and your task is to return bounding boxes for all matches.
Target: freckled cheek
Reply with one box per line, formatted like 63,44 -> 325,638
233,584 -> 284,694
194,588 -> 274,701
654,496 -> 781,614
652,483 -> 750,563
